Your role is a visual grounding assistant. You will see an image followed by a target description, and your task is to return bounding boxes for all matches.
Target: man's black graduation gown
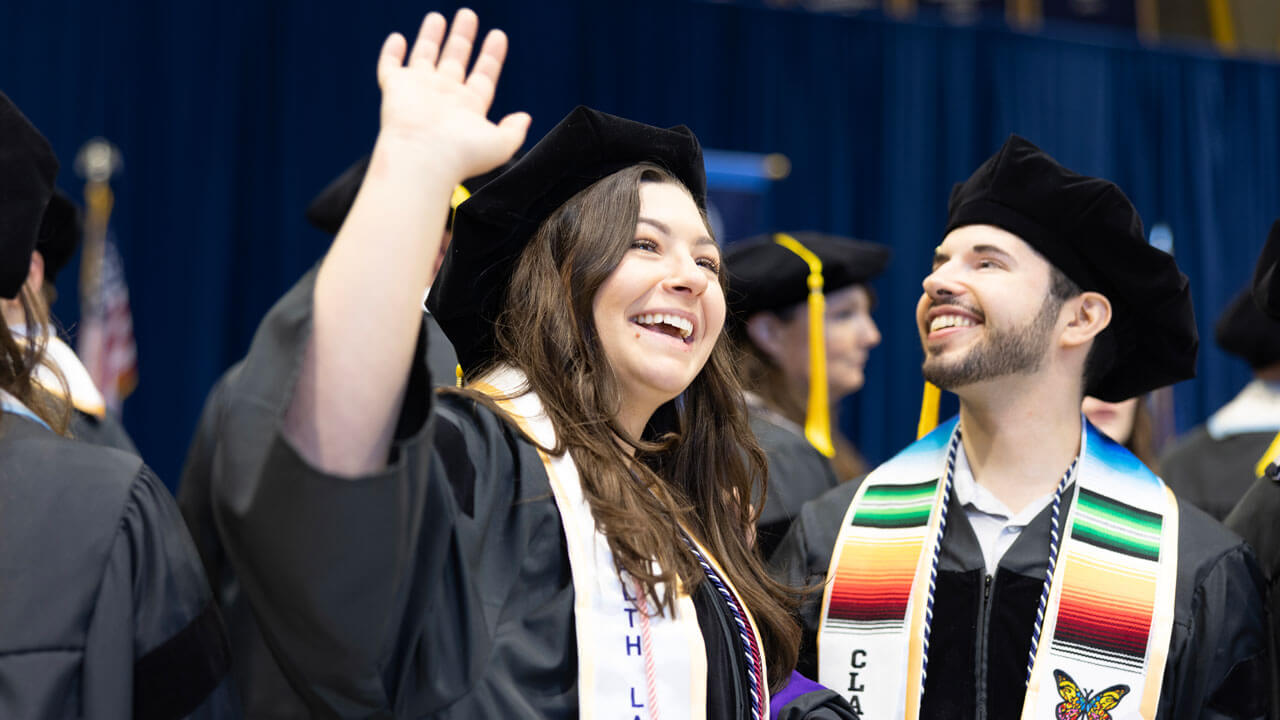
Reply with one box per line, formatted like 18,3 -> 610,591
209,271 -> 854,718
748,404 -> 840,559
0,413 -> 232,718
771,473 -> 1270,719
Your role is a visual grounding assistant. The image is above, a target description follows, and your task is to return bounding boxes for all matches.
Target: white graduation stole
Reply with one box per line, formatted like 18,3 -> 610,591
11,325 -> 108,418
816,417 -> 1178,720
472,366 -> 768,720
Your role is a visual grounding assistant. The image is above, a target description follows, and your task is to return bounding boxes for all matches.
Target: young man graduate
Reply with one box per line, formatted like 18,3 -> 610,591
771,135 -> 1269,719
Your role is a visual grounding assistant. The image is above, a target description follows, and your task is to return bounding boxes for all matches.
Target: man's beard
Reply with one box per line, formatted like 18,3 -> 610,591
922,292 -> 1062,390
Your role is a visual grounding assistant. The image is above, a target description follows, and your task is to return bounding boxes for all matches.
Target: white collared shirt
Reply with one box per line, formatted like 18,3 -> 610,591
951,442 -> 1064,576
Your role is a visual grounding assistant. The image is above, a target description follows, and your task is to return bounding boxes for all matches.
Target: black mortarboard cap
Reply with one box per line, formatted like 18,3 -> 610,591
36,189 -> 81,285
427,105 -> 706,372
305,154 -> 515,236
0,91 -> 59,299
945,134 -> 1197,401
1254,220 -> 1280,320
1215,287 -> 1280,370
724,232 -> 890,324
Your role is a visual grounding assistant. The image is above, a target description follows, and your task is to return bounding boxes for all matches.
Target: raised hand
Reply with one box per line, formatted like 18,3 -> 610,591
375,8 -> 529,183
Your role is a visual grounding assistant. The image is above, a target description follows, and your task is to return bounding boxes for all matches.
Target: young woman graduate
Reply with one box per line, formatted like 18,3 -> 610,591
724,233 -> 889,555
0,91 -> 232,719
211,10 -> 855,718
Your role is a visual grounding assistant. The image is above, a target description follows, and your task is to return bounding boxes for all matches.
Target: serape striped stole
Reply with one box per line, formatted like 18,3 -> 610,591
473,366 -> 770,720
817,418 -> 1178,720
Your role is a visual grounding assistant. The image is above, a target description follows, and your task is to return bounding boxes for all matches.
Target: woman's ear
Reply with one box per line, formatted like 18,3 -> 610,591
1060,291 -> 1112,349
746,313 -> 785,360
27,251 -> 44,296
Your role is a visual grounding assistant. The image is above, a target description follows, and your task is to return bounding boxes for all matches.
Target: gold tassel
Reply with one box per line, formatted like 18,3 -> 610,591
773,234 -> 835,458
448,184 -> 472,230
917,382 -> 941,440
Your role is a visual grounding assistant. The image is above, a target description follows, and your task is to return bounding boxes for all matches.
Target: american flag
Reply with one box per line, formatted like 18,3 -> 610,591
78,233 -> 137,413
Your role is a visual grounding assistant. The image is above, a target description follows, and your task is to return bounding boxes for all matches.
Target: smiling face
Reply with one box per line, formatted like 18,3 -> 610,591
592,181 -> 725,423
916,224 -> 1064,392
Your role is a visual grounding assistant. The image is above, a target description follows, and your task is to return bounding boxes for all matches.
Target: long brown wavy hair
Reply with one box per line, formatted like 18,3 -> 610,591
1,284 -> 71,435
464,163 -> 800,690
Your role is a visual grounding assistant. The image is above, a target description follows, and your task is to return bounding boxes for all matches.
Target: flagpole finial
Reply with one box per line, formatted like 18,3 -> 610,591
74,138 -> 123,184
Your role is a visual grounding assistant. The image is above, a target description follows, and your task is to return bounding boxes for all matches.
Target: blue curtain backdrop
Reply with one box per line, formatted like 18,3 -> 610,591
2,1 -> 1276,486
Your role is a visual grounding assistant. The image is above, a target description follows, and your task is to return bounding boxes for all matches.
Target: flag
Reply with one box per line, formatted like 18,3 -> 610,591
77,177 -> 137,414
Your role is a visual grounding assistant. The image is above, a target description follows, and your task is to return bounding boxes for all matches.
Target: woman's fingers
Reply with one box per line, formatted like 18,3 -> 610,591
376,32 -> 408,89
408,12 -> 447,67
436,8 -> 478,83
464,30 -> 507,110
495,112 -> 532,157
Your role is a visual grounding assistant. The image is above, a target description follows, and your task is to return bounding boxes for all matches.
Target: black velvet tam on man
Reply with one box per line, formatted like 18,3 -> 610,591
945,134 -> 1197,401
428,105 -> 706,373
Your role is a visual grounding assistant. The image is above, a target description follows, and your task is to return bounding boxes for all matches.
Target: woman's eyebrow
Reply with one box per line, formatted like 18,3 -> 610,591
638,216 -> 715,246
637,217 -> 669,235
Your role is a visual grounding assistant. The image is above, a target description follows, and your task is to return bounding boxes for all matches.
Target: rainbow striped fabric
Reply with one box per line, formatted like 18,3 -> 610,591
827,480 -> 938,628
818,418 -> 1178,720
1050,490 -> 1163,671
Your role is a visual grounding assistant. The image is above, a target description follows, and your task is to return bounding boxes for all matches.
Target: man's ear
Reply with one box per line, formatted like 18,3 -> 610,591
746,312 -> 786,360
1060,291 -> 1111,349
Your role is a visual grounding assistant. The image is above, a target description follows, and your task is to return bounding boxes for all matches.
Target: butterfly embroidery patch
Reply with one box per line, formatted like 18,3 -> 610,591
1054,669 -> 1130,720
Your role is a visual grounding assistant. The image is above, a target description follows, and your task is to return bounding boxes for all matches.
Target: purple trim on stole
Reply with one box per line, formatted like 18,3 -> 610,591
769,671 -> 825,719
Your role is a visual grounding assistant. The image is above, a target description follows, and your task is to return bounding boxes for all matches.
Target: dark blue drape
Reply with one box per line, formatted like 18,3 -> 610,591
3,1 -> 1276,485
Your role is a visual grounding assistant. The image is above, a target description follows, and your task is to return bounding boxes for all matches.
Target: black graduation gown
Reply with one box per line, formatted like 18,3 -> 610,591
748,405 -> 840,559
421,310 -> 460,389
1225,465 -> 1280,720
179,362 -> 311,718
0,413 -> 234,719
771,474 -> 1270,719
176,314 -> 481,718
69,406 -> 139,455
210,271 -> 854,718
1161,425 -> 1275,521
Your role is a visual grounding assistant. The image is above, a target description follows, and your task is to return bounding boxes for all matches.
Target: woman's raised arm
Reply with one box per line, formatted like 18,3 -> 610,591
286,9 -> 529,476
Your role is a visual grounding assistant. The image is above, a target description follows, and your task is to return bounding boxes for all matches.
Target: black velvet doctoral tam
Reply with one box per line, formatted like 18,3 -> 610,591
0,91 -> 59,300
1254,219 -> 1280,320
304,154 -> 512,236
428,105 -> 707,373
35,189 -> 81,286
724,232 -> 890,326
1216,285 -> 1280,370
